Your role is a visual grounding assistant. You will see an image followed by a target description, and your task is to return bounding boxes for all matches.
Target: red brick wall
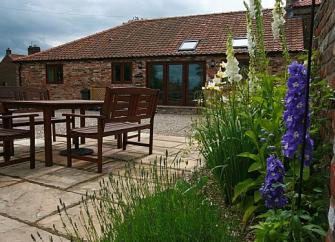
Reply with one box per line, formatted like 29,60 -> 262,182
315,0 -> 335,241
316,0 -> 335,87
18,54 -> 289,100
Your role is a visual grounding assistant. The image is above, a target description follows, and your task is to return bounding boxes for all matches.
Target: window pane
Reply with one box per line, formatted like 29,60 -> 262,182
148,64 -> 164,102
47,66 -> 54,83
168,64 -> 183,104
56,65 -> 63,82
113,63 -> 121,82
124,63 -> 132,82
46,65 -> 63,84
188,63 -> 203,104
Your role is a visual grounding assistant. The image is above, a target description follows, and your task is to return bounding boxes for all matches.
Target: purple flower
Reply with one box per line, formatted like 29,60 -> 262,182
281,62 -> 313,166
260,155 -> 287,209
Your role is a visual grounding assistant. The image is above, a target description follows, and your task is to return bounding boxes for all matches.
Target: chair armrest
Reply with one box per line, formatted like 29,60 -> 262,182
1,113 -> 39,119
62,113 -> 105,119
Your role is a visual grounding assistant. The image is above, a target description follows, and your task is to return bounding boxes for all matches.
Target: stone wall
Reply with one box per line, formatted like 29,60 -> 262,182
18,54 -> 288,100
315,0 -> 335,241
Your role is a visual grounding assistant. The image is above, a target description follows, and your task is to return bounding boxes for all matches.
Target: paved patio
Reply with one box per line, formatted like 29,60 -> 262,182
0,133 -> 200,242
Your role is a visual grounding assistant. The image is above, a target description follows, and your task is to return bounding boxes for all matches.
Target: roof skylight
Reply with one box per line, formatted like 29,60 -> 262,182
178,40 -> 199,51
232,38 -> 248,48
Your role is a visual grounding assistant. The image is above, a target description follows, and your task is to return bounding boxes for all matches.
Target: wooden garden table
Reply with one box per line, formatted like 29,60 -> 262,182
2,100 -> 104,166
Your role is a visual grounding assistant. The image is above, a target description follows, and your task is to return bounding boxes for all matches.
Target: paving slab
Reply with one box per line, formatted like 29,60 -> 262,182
153,134 -> 187,143
38,200 -> 103,239
67,174 -> 111,196
0,215 -> 69,242
0,182 -> 82,223
0,175 -> 22,188
28,167 -> 102,189
0,161 -> 64,179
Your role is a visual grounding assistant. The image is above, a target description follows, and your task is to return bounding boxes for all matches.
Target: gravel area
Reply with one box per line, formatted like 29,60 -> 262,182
34,110 -> 198,139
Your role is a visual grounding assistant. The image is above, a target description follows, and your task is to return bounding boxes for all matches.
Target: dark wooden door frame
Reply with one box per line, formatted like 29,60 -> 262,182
146,61 -> 206,106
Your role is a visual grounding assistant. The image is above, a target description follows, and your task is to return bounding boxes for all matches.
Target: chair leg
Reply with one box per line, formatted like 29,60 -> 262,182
52,123 -> 56,142
30,131 -> 35,169
117,134 -> 122,149
97,137 -> 103,173
3,141 -> 11,162
138,130 -> 141,142
123,133 -> 127,150
10,141 -> 14,156
67,135 -> 72,167
149,127 -> 153,155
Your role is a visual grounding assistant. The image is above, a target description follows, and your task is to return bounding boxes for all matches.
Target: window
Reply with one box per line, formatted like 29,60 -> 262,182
232,38 -> 248,49
178,40 -> 199,51
46,64 -> 63,84
112,62 -> 132,83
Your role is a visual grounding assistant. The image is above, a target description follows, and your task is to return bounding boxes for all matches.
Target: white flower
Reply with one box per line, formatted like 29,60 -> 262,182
224,57 -> 242,84
271,0 -> 286,39
247,24 -> 255,57
249,0 -> 256,18
203,79 -> 222,91
220,95 -> 229,103
249,0 -> 262,19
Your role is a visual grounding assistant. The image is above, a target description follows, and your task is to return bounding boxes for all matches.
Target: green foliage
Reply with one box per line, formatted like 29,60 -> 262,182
54,156 -> 242,242
193,90 -> 254,204
113,176 -> 240,242
252,209 -> 326,242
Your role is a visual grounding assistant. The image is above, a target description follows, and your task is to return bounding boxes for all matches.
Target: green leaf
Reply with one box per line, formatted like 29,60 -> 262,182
313,187 -> 322,193
303,166 -> 310,181
260,119 -> 273,132
302,224 -> 326,237
233,178 -> 255,202
248,161 -> 262,172
245,130 -> 259,147
174,179 -> 190,192
243,205 -> 257,224
254,190 -> 261,203
291,215 -> 302,239
238,152 -> 260,162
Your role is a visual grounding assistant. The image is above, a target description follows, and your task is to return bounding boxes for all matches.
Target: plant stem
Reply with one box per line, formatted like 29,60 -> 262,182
297,0 -> 315,211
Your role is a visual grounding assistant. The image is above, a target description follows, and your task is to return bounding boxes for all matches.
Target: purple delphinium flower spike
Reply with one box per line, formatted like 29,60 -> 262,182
281,61 -> 313,166
260,155 -> 287,209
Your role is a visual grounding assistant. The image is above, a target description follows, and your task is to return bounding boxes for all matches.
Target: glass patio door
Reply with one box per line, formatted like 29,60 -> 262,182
148,62 -> 204,106
187,63 -> 203,105
148,64 -> 164,104
167,64 -> 183,105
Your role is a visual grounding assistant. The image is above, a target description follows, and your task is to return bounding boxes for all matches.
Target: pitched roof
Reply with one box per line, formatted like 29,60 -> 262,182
17,9 -> 304,62
8,54 -> 26,61
291,0 -> 322,8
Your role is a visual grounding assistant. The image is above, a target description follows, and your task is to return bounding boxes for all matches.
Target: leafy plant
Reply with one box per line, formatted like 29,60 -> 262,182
52,155 -> 242,242
252,209 -> 326,242
193,90 -> 254,204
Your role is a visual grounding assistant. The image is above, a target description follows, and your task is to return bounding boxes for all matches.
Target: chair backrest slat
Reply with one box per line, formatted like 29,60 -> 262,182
0,87 -> 50,101
102,87 -> 159,124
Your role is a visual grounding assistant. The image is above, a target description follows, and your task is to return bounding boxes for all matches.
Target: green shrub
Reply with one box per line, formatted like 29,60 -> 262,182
54,156 -> 242,242
112,177 -> 240,242
193,92 -> 254,205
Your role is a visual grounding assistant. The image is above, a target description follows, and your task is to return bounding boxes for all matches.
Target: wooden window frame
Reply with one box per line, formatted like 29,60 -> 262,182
146,61 -> 206,106
111,62 -> 132,84
46,64 -> 63,84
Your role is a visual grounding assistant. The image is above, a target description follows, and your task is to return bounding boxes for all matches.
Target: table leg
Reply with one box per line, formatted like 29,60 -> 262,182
80,108 -> 85,144
43,109 -> 53,166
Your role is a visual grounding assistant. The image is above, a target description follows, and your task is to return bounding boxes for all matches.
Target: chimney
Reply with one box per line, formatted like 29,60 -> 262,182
28,45 -> 40,55
5,48 -> 11,55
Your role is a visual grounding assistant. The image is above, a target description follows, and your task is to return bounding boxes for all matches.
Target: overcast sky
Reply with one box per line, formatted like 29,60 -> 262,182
0,0 -> 276,59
